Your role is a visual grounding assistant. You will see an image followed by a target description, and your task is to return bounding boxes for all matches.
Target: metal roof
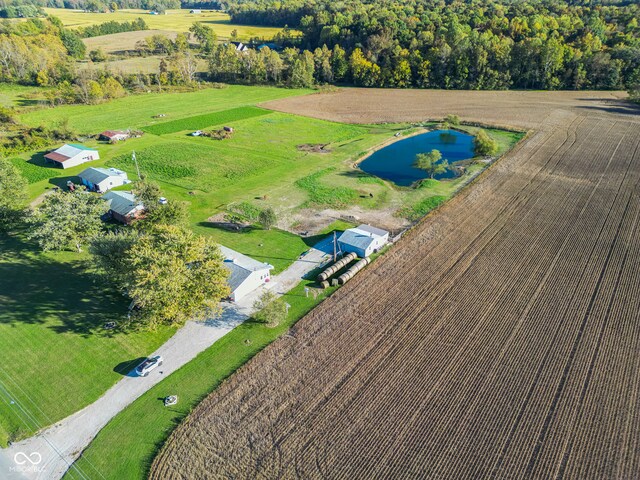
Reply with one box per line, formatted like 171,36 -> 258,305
102,191 -> 140,216
219,245 -> 273,292
356,224 -> 389,237
47,144 -> 98,161
78,167 -> 127,185
338,225 -> 389,251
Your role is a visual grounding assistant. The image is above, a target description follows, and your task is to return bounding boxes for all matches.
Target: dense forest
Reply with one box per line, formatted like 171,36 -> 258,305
222,0 -> 640,89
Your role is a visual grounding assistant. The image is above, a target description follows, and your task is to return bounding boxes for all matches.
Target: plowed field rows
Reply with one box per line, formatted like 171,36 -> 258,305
150,96 -> 640,480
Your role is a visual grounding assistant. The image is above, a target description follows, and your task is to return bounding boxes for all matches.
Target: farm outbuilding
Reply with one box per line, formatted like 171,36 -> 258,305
78,167 -> 130,193
219,245 -> 273,302
102,191 -> 144,224
99,130 -> 130,142
338,224 -> 389,258
44,144 -> 99,169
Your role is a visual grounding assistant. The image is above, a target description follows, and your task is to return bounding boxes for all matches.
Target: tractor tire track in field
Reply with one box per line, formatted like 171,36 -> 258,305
150,101 -> 640,480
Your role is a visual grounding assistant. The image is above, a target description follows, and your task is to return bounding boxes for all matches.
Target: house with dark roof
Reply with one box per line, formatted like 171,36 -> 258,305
337,224 -> 389,258
102,191 -> 144,224
44,144 -> 100,169
78,167 -> 130,192
219,245 -> 273,301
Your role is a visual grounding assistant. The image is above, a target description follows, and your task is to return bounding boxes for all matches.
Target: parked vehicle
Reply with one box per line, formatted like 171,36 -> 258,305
135,355 -> 163,376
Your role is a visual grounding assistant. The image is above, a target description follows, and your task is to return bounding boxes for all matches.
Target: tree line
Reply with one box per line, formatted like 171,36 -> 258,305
224,0 -> 640,90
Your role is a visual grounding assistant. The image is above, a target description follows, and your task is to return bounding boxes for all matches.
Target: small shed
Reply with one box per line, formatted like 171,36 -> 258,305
78,167 -> 129,193
44,144 -> 99,169
102,191 -> 144,224
190,9 -> 201,13
99,130 -> 130,142
337,224 -> 389,258
219,245 -> 273,301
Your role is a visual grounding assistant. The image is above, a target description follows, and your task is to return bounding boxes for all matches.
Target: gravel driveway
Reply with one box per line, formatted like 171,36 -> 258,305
0,238 -> 333,480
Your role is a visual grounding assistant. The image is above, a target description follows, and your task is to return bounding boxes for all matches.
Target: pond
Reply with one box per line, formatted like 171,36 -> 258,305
359,129 -> 475,186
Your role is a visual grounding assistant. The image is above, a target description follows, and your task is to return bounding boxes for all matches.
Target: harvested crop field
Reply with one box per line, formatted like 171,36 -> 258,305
151,93 -> 640,479
262,88 -> 637,129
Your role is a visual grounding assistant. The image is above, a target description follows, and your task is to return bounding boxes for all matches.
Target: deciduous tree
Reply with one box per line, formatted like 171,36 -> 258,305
414,149 -> 448,179
27,191 -> 108,252
253,289 -> 287,327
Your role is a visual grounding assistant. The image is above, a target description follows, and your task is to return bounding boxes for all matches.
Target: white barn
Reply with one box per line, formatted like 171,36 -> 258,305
219,245 -> 273,301
338,224 -> 389,258
78,167 -> 130,192
44,144 -> 99,169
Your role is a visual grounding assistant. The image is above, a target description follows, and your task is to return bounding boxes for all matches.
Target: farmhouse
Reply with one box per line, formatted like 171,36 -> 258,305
99,130 -> 129,142
219,245 -> 273,302
102,191 -> 144,224
230,41 -> 249,52
78,167 -> 130,193
338,224 -> 389,258
44,144 -> 99,169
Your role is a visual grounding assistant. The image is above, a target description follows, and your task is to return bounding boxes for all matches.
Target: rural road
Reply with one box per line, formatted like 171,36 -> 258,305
0,238 -> 333,480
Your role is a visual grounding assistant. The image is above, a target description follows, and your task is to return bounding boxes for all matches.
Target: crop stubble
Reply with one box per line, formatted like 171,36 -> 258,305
150,91 -> 640,479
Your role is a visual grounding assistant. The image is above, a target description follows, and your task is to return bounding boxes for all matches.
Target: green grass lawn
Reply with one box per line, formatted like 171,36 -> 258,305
63,273 -> 339,480
19,85 -> 310,133
141,105 -> 270,135
0,234 -> 175,447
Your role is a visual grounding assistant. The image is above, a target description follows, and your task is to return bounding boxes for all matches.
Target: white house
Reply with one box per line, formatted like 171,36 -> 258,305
78,167 -> 130,192
219,245 -> 273,301
44,144 -> 99,169
338,224 -> 389,258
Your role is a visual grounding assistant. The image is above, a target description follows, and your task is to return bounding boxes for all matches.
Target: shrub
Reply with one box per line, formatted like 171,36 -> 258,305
473,130 -> 498,156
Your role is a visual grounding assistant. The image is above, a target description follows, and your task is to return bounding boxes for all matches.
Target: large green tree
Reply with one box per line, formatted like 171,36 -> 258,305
91,225 -> 230,329
27,191 -> 108,252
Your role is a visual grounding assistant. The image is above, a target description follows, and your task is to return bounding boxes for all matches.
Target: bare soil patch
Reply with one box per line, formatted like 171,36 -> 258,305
297,143 -> 332,154
262,88 -> 638,129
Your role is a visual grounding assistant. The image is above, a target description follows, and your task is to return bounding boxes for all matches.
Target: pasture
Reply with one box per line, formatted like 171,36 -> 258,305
82,29 -> 177,54
43,8 -> 291,40
150,92 -> 640,480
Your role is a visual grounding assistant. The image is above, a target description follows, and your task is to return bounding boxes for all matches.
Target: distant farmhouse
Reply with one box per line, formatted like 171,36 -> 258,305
220,245 -> 273,301
102,191 -> 144,224
230,41 -> 250,52
44,144 -> 99,169
99,130 -> 130,142
78,167 -> 130,193
338,224 -> 389,258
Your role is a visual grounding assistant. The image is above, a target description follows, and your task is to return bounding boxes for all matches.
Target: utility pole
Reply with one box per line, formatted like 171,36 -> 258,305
333,231 -> 337,262
132,151 -> 141,179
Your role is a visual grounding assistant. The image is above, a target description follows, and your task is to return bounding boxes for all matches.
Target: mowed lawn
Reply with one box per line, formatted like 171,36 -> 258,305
0,234 -> 175,447
42,8 -> 291,40
19,85 -> 310,133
